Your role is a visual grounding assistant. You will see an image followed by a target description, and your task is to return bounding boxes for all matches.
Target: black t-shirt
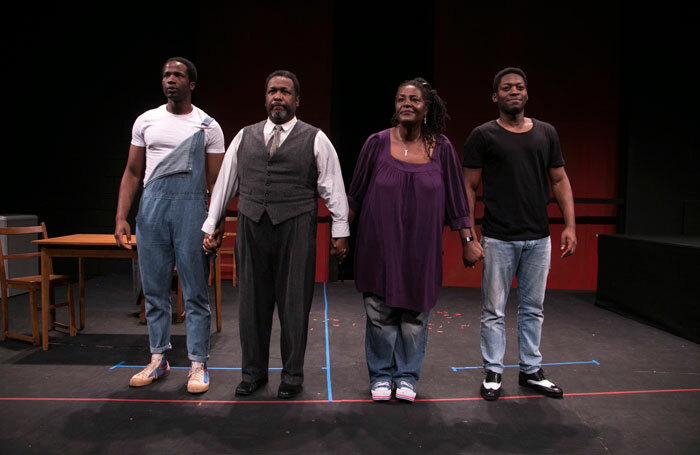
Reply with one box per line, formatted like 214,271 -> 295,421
463,119 -> 565,241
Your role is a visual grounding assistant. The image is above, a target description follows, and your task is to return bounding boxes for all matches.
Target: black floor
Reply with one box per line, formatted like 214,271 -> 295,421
1,274 -> 699,454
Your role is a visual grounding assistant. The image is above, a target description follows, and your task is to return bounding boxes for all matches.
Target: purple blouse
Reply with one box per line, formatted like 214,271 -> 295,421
348,129 -> 470,312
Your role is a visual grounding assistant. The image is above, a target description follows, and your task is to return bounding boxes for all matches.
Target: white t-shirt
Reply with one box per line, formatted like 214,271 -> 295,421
131,104 -> 225,184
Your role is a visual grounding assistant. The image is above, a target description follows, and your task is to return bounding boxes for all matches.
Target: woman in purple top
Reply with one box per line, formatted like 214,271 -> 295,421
348,78 -> 484,402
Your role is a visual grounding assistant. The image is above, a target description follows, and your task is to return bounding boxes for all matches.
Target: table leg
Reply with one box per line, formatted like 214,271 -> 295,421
41,248 -> 50,350
78,257 -> 85,330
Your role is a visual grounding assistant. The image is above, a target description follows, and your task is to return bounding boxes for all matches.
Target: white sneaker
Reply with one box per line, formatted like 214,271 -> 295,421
395,380 -> 416,402
129,354 -> 170,387
187,361 -> 210,394
370,381 -> 392,401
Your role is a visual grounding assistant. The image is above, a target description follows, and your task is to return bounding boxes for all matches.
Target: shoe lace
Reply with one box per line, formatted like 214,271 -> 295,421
136,356 -> 163,377
399,381 -> 414,391
189,363 -> 205,383
373,381 -> 391,389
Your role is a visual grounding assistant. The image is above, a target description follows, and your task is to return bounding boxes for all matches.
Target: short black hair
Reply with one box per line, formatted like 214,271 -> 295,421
493,67 -> 527,93
164,57 -> 198,83
265,70 -> 300,97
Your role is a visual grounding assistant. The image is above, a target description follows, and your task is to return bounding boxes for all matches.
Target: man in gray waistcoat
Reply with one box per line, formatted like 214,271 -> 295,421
202,70 -> 350,399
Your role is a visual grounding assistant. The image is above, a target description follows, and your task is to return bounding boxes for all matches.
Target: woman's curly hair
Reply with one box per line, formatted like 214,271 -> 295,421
390,77 -> 450,159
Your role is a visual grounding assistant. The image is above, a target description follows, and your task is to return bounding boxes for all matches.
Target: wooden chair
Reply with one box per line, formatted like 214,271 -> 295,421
0,223 -> 76,345
217,217 -> 237,287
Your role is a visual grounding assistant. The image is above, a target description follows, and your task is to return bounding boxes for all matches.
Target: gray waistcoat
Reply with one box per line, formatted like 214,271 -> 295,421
237,120 -> 319,225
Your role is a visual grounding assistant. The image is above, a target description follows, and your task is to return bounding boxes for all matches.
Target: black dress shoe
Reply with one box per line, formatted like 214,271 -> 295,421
519,368 -> 563,398
480,370 -> 502,401
235,377 -> 268,396
278,382 -> 303,399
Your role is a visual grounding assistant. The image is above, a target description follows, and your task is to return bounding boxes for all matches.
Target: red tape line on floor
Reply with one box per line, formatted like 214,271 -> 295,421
1,388 -> 699,404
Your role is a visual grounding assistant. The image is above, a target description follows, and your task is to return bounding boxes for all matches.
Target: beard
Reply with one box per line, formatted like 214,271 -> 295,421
268,105 -> 291,124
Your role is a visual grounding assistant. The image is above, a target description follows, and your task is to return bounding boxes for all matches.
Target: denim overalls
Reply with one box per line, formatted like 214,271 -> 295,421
135,116 -> 212,362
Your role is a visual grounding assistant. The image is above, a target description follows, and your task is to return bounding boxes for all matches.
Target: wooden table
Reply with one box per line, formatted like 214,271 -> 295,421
33,234 -> 222,350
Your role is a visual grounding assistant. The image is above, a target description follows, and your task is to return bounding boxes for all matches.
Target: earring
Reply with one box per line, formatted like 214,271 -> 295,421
424,116 -> 427,125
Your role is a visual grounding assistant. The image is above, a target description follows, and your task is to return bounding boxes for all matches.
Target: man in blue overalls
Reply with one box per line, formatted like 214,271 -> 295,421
115,57 -> 226,393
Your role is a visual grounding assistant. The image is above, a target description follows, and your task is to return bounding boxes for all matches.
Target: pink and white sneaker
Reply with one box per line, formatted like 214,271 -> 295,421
371,381 -> 392,401
395,380 -> 416,402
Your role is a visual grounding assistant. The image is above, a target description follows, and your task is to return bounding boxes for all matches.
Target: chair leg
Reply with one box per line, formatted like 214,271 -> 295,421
214,255 -> 222,332
139,291 -> 146,325
176,277 -> 184,323
67,282 -> 76,336
1,286 -> 8,341
29,289 -> 40,346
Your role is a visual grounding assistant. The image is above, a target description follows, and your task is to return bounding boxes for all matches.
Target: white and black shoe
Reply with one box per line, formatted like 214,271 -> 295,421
395,380 -> 416,402
480,370 -> 502,401
370,381 -> 392,401
519,368 -> 563,398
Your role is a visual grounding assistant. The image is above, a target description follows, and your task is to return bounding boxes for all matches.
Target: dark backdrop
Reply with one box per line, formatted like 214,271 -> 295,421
3,1 -> 697,281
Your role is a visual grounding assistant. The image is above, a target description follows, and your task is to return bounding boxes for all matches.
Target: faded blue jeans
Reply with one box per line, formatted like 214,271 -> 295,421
480,236 -> 551,374
364,293 -> 429,388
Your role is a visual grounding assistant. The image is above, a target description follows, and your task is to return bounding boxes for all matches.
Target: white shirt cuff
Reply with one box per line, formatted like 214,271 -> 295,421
201,217 -> 219,235
331,221 -> 350,238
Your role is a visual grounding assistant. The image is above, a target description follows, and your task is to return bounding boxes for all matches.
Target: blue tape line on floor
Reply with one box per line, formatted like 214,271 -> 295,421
450,360 -> 600,372
323,282 -> 333,402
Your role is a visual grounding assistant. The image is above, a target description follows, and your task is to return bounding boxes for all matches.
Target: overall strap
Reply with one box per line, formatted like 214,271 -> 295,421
144,117 -> 212,188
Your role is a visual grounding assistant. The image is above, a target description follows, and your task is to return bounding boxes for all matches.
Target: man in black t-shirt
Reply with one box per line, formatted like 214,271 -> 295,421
463,67 -> 577,401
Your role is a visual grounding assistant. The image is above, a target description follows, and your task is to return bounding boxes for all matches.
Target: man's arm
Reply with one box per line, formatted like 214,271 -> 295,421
462,167 -> 485,266
549,166 -> 577,258
314,130 -> 350,262
114,145 -> 146,249
205,122 -> 226,193
202,130 -> 243,254
206,153 -> 225,193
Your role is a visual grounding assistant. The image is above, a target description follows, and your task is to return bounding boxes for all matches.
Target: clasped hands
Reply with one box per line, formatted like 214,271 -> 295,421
462,240 -> 485,268
202,226 -> 350,264
330,237 -> 349,263
203,227 -> 223,255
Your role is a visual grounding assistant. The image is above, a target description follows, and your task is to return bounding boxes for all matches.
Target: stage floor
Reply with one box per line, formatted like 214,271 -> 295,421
1,275 -> 699,454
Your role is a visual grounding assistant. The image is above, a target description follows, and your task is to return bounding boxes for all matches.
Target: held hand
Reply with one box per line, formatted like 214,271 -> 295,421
114,220 -> 132,249
330,237 -> 349,263
462,240 -> 485,268
203,227 -> 223,256
560,227 -> 577,258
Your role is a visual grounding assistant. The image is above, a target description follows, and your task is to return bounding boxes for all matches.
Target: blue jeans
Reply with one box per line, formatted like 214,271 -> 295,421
480,236 -> 551,374
364,293 -> 429,387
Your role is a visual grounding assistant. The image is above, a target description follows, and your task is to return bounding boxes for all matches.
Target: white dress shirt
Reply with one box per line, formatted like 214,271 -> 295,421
202,117 -> 350,238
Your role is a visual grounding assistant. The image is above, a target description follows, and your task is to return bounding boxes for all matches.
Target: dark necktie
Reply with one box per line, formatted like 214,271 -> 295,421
267,125 -> 282,157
